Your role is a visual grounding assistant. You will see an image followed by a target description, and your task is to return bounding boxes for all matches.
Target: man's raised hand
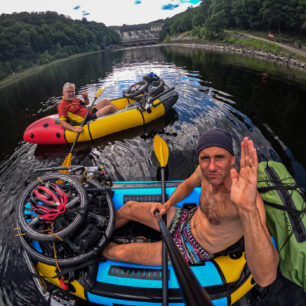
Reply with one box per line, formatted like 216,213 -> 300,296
230,137 -> 258,212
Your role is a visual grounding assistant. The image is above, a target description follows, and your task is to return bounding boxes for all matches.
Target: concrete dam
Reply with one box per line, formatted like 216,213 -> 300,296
110,23 -> 163,46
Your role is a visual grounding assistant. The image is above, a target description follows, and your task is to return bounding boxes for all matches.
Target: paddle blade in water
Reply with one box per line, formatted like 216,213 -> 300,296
153,135 -> 169,168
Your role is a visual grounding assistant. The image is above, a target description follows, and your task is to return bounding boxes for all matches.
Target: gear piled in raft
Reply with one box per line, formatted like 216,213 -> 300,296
23,73 -> 179,145
16,166 -> 257,306
16,170 -> 115,267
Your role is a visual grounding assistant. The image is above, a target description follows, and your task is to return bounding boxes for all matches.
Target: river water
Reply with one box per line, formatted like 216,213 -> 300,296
0,45 -> 305,305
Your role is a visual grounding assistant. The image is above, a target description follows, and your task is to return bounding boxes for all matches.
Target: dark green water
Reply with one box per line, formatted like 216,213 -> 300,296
0,45 -> 305,305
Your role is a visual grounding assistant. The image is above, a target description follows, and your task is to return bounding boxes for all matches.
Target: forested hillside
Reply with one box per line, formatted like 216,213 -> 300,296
161,0 -> 306,40
0,11 -> 121,80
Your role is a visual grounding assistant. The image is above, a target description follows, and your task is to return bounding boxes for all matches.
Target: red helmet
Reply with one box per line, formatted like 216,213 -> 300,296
31,183 -> 68,220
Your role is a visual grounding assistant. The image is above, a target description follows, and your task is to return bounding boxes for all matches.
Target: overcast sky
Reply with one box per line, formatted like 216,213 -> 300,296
0,0 -> 201,26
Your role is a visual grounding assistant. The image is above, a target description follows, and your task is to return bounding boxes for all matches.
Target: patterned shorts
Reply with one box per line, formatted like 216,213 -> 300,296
168,207 -> 214,264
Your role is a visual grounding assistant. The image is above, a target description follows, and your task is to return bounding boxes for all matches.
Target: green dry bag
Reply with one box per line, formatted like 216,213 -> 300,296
257,161 -> 306,291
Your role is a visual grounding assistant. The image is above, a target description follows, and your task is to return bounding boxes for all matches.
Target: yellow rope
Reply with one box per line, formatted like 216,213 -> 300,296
53,241 -> 61,273
50,223 -> 61,273
14,227 -> 25,237
80,169 -> 87,182
48,232 -> 63,241
15,233 -> 26,237
37,177 -> 44,184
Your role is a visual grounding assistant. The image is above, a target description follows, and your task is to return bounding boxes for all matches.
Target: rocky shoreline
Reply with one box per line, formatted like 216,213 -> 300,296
160,40 -> 306,71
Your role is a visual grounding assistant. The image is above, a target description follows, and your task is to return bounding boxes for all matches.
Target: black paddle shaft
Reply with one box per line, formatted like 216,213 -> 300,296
69,87 -> 104,155
160,167 -> 168,305
69,106 -> 92,154
156,214 -> 213,306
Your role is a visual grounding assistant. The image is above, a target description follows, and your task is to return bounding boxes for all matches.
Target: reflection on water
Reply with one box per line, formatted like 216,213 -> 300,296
161,45 -> 306,184
0,45 -> 305,305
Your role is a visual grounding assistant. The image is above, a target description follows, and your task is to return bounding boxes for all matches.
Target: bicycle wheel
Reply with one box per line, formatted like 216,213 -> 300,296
147,79 -> 164,97
18,173 -> 88,242
16,178 -> 115,267
123,80 -> 149,98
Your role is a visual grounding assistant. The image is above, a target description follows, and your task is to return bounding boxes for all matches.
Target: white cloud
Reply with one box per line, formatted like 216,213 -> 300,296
0,0 -> 201,26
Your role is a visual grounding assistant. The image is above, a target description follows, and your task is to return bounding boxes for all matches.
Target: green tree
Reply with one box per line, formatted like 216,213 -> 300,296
38,50 -> 54,65
295,0 -> 306,35
209,0 -> 235,28
231,0 -> 263,29
261,0 -> 291,33
205,10 -> 227,39
0,11 -> 121,80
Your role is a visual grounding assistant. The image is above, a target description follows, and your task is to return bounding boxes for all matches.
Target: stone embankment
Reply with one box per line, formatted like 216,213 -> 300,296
162,38 -> 306,71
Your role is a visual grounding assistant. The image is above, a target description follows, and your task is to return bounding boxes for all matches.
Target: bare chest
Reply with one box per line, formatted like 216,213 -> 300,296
191,188 -> 243,251
190,208 -> 243,253
199,189 -> 239,225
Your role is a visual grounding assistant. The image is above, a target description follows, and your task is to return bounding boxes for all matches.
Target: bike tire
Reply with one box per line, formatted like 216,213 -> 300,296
148,79 -> 164,97
18,173 -> 88,242
16,178 -> 115,267
123,80 -> 149,98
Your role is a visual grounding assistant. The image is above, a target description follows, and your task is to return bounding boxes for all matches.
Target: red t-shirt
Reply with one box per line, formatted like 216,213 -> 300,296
58,98 -> 88,124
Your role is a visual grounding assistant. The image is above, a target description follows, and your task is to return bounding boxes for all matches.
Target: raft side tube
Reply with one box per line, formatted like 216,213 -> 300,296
64,101 -> 167,143
22,180 -> 255,306
153,89 -> 179,112
23,114 -> 66,145
23,86 -> 178,145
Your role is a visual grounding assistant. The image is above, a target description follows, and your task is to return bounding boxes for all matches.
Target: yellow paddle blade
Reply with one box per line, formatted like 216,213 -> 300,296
153,135 -> 169,168
57,153 -> 72,183
95,86 -> 105,98
60,153 -> 72,173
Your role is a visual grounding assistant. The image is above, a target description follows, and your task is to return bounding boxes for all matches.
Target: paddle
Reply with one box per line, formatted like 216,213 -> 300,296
60,87 -> 105,171
155,213 -> 213,306
153,135 -> 212,306
153,135 -> 169,306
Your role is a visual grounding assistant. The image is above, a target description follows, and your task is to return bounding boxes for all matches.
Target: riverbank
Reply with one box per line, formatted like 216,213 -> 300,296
0,50 -> 102,89
2,35 -> 306,89
161,33 -> 306,71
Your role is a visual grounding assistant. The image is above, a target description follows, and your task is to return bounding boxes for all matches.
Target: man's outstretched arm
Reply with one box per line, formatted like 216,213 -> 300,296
231,137 -> 279,287
151,166 -> 202,216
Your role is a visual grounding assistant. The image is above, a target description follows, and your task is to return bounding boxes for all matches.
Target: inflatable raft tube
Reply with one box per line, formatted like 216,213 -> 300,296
23,86 -> 178,145
17,179 -> 256,306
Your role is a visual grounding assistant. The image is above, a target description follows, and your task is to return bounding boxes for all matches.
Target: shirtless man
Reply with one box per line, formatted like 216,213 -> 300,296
103,128 -> 279,287
58,82 -> 118,133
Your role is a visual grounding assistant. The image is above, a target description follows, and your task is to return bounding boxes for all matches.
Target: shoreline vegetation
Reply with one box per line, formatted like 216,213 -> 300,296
0,12 -> 121,85
0,50 -> 102,89
2,1 -> 306,87
162,30 -> 306,71
1,31 -> 306,89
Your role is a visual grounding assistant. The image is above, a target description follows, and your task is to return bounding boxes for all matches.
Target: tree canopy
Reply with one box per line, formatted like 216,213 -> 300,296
160,0 -> 306,40
0,11 -> 121,80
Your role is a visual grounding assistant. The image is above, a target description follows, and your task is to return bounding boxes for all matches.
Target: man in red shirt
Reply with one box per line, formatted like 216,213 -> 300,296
58,82 -> 118,133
